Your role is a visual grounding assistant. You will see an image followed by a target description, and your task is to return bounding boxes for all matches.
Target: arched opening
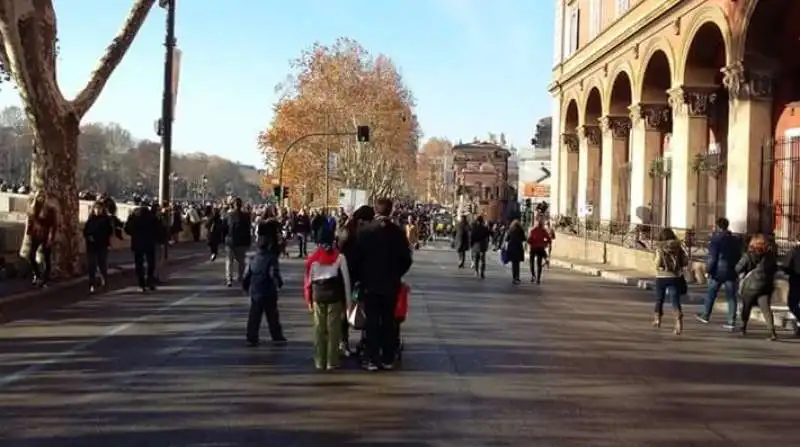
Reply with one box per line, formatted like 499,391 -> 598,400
641,50 -> 671,102
584,88 -> 603,217
608,72 -> 633,223
684,22 -> 729,231
563,99 -> 580,213
641,49 -> 674,226
745,0 -> 800,242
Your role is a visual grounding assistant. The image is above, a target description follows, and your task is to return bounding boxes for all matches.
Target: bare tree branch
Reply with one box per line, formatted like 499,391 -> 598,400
71,0 -> 156,118
0,0 -> 64,116
0,32 -> 9,81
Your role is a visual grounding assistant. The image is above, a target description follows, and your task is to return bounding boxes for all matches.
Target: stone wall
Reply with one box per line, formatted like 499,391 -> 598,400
551,232 -> 711,283
0,192 -> 196,255
552,231 -> 790,306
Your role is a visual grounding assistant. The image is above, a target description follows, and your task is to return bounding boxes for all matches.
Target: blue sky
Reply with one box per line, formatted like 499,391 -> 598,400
0,0 -> 554,167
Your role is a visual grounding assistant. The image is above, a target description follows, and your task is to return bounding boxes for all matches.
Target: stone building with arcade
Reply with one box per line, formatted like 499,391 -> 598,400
452,141 -> 511,222
549,0 -> 799,240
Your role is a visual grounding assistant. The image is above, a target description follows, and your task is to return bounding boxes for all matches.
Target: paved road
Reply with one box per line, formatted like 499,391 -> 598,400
0,245 -> 798,446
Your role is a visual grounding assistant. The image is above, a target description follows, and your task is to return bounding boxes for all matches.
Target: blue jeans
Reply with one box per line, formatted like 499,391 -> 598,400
654,277 -> 682,316
701,278 -> 737,325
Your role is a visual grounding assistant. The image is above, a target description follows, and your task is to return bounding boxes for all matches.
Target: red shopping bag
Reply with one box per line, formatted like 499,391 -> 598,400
395,282 -> 410,321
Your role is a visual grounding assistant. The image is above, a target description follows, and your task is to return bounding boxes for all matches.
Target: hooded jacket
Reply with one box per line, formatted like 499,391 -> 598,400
654,239 -> 688,278
242,246 -> 283,301
527,225 -> 551,251
304,247 -> 352,306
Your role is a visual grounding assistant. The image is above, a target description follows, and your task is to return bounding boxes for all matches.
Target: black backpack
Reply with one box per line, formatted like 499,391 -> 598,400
311,258 -> 346,304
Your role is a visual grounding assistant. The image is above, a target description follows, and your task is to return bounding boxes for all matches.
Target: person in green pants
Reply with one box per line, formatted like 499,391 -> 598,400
304,227 -> 352,371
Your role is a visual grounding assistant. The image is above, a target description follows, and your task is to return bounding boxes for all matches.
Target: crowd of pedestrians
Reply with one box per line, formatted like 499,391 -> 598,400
452,214 -> 555,285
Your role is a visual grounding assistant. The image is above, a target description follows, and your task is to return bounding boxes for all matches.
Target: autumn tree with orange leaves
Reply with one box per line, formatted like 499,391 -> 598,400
415,137 -> 454,205
259,38 -> 421,208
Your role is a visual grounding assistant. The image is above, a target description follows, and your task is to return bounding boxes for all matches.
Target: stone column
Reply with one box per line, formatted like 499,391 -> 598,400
599,115 -> 631,221
553,0 -> 564,66
559,132 -> 579,214
721,62 -> 775,233
667,86 -> 717,229
577,124 -> 601,218
551,95 -> 563,214
628,103 -> 671,224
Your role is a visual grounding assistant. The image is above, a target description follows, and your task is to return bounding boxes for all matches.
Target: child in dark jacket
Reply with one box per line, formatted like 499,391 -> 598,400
304,227 -> 352,371
242,236 -> 286,347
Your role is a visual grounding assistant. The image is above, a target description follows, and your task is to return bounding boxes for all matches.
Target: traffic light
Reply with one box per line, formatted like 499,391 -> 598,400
272,186 -> 289,198
356,125 -> 370,142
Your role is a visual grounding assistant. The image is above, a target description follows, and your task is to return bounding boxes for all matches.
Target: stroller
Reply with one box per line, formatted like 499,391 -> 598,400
353,283 -> 409,365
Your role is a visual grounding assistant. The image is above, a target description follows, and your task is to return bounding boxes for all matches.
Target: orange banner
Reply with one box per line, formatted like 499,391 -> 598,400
522,182 -> 550,198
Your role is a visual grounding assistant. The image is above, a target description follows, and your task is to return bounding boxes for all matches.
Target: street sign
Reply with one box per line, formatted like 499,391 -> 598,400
339,188 -> 367,214
579,204 -> 593,217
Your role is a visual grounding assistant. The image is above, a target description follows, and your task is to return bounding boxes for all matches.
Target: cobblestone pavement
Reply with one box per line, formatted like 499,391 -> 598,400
0,244 -> 797,446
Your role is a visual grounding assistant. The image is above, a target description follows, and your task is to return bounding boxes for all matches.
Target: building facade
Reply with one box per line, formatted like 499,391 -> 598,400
452,142 -> 511,221
549,0 -> 800,238
519,147 -> 552,204
508,147 -> 520,190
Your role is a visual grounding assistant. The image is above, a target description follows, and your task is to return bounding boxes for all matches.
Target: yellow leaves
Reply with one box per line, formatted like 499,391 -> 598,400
258,37 -> 420,199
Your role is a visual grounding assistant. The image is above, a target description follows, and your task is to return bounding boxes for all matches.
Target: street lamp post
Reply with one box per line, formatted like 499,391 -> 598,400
201,174 -> 208,203
169,172 -> 179,203
157,0 -> 177,206
277,126 -> 369,209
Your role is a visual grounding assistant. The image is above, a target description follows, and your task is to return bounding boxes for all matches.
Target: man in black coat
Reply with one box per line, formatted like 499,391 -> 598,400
352,198 -> 412,371
124,198 -> 161,292
469,215 -> 490,279
221,197 -> 252,287
453,215 -> 470,268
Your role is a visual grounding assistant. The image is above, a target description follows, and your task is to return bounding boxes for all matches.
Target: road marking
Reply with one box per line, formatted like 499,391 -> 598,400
71,316 -> 230,405
0,292 -> 201,389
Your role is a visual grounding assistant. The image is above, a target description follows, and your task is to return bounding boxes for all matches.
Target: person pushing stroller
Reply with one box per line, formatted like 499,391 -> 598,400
350,199 -> 412,371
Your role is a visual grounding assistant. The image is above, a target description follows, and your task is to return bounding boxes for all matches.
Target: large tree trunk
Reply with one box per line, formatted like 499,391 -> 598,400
19,109 -> 82,278
21,115 -> 81,278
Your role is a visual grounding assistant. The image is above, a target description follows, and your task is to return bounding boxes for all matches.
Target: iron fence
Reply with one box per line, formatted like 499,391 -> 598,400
758,136 -> 800,252
551,215 -> 714,260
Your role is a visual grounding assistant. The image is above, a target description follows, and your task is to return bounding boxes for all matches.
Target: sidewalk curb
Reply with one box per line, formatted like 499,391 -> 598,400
547,257 -> 793,326
0,252 -> 207,307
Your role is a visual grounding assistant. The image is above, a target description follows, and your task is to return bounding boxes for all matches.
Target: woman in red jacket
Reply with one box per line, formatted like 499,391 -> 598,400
527,219 -> 552,284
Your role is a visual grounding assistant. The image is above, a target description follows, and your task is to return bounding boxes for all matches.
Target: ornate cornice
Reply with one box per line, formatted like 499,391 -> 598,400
721,61 -> 774,101
578,125 -> 601,146
561,133 -> 579,153
599,115 -> 631,140
667,86 -> 718,118
551,0 -> 684,88
629,103 -> 671,131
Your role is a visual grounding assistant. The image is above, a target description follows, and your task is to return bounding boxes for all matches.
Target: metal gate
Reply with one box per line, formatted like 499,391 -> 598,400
758,136 -> 800,244
694,152 -> 726,231
616,162 -> 631,223
649,157 -> 671,226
